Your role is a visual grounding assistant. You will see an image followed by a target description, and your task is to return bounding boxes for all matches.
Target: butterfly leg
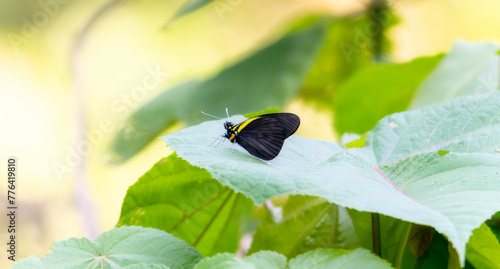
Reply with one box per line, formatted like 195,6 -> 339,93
209,136 -> 221,147
232,140 -> 236,153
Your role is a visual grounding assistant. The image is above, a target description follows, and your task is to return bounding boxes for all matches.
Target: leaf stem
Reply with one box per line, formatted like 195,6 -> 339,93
371,212 -> 382,257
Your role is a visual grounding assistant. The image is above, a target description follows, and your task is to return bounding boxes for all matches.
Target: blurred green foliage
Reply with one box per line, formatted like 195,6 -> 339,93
108,25 -> 325,163
169,0 -> 214,24
11,1 -> 500,268
334,55 -> 442,134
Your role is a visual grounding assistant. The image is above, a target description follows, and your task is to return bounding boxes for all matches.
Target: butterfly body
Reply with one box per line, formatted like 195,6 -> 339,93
223,113 -> 300,160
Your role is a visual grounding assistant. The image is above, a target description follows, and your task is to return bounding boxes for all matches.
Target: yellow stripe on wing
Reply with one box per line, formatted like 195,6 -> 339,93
234,117 -> 260,133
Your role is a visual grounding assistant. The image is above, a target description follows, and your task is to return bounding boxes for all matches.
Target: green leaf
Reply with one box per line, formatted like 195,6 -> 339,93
288,248 -> 394,269
401,246 -> 417,269
118,155 -> 254,256
11,257 -> 43,268
162,92 -> 500,265
194,249 -> 390,269
410,41 -> 500,108
437,150 -> 450,156
487,213 -> 500,243
413,231 -> 450,269
378,217 -> 412,268
466,223 -> 500,269
244,107 -> 281,118
249,196 -> 367,259
343,133 -> 367,148
12,226 -> 202,269
123,264 -> 171,269
308,205 -> 361,250
163,120 -> 343,201
108,25 -> 325,162
193,253 -> 254,269
366,93 -> 500,166
301,4 -> 399,108
248,196 -> 332,257
334,41 -> 500,135
493,212 -> 500,219
193,251 -> 287,269
407,225 -> 433,259
334,54 -> 442,134
345,209 -> 374,251
300,17 -> 373,108
448,243 -> 461,269
243,251 -> 288,269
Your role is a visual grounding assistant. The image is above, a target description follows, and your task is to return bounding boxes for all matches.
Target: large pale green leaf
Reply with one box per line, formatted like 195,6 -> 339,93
366,92 -> 500,165
193,249 -> 391,269
118,155 -> 253,256
194,251 -> 287,269
162,92 -> 500,265
108,25 -> 325,163
193,253 -> 255,269
243,251 -> 288,269
12,226 -> 202,269
410,41 -> 500,108
334,55 -> 442,134
123,264 -> 170,269
288,248 -> 394,269
466,223 -> 500,269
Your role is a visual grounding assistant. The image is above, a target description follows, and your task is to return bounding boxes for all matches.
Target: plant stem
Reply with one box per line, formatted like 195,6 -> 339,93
367,0 -> 389,63
371,212 -> 382,257
69,0 -> 123,239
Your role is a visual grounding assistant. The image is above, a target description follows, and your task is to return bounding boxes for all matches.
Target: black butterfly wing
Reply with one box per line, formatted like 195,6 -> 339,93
235,113 -> 300,160
257,113 -> 300,138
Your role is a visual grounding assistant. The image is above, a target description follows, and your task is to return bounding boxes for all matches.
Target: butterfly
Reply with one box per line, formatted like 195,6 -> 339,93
202,109 -> 300,160
222,112 -> 300,160
201,108 -> 300,161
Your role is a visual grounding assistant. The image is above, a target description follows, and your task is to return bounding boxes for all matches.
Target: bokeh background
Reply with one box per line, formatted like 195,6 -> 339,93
1,0 -> 500,267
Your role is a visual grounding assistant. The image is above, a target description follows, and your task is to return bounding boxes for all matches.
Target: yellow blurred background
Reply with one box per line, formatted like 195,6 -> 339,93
1,0 -> 500,267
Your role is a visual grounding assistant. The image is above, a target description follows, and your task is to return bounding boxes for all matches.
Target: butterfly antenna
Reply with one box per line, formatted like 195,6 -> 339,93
201,111 -> 223,119
225,108 -> 231,121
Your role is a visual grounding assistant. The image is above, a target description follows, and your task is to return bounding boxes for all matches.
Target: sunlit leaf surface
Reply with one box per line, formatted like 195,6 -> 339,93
162,92 -> 500,265
12,226 -> 202,269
